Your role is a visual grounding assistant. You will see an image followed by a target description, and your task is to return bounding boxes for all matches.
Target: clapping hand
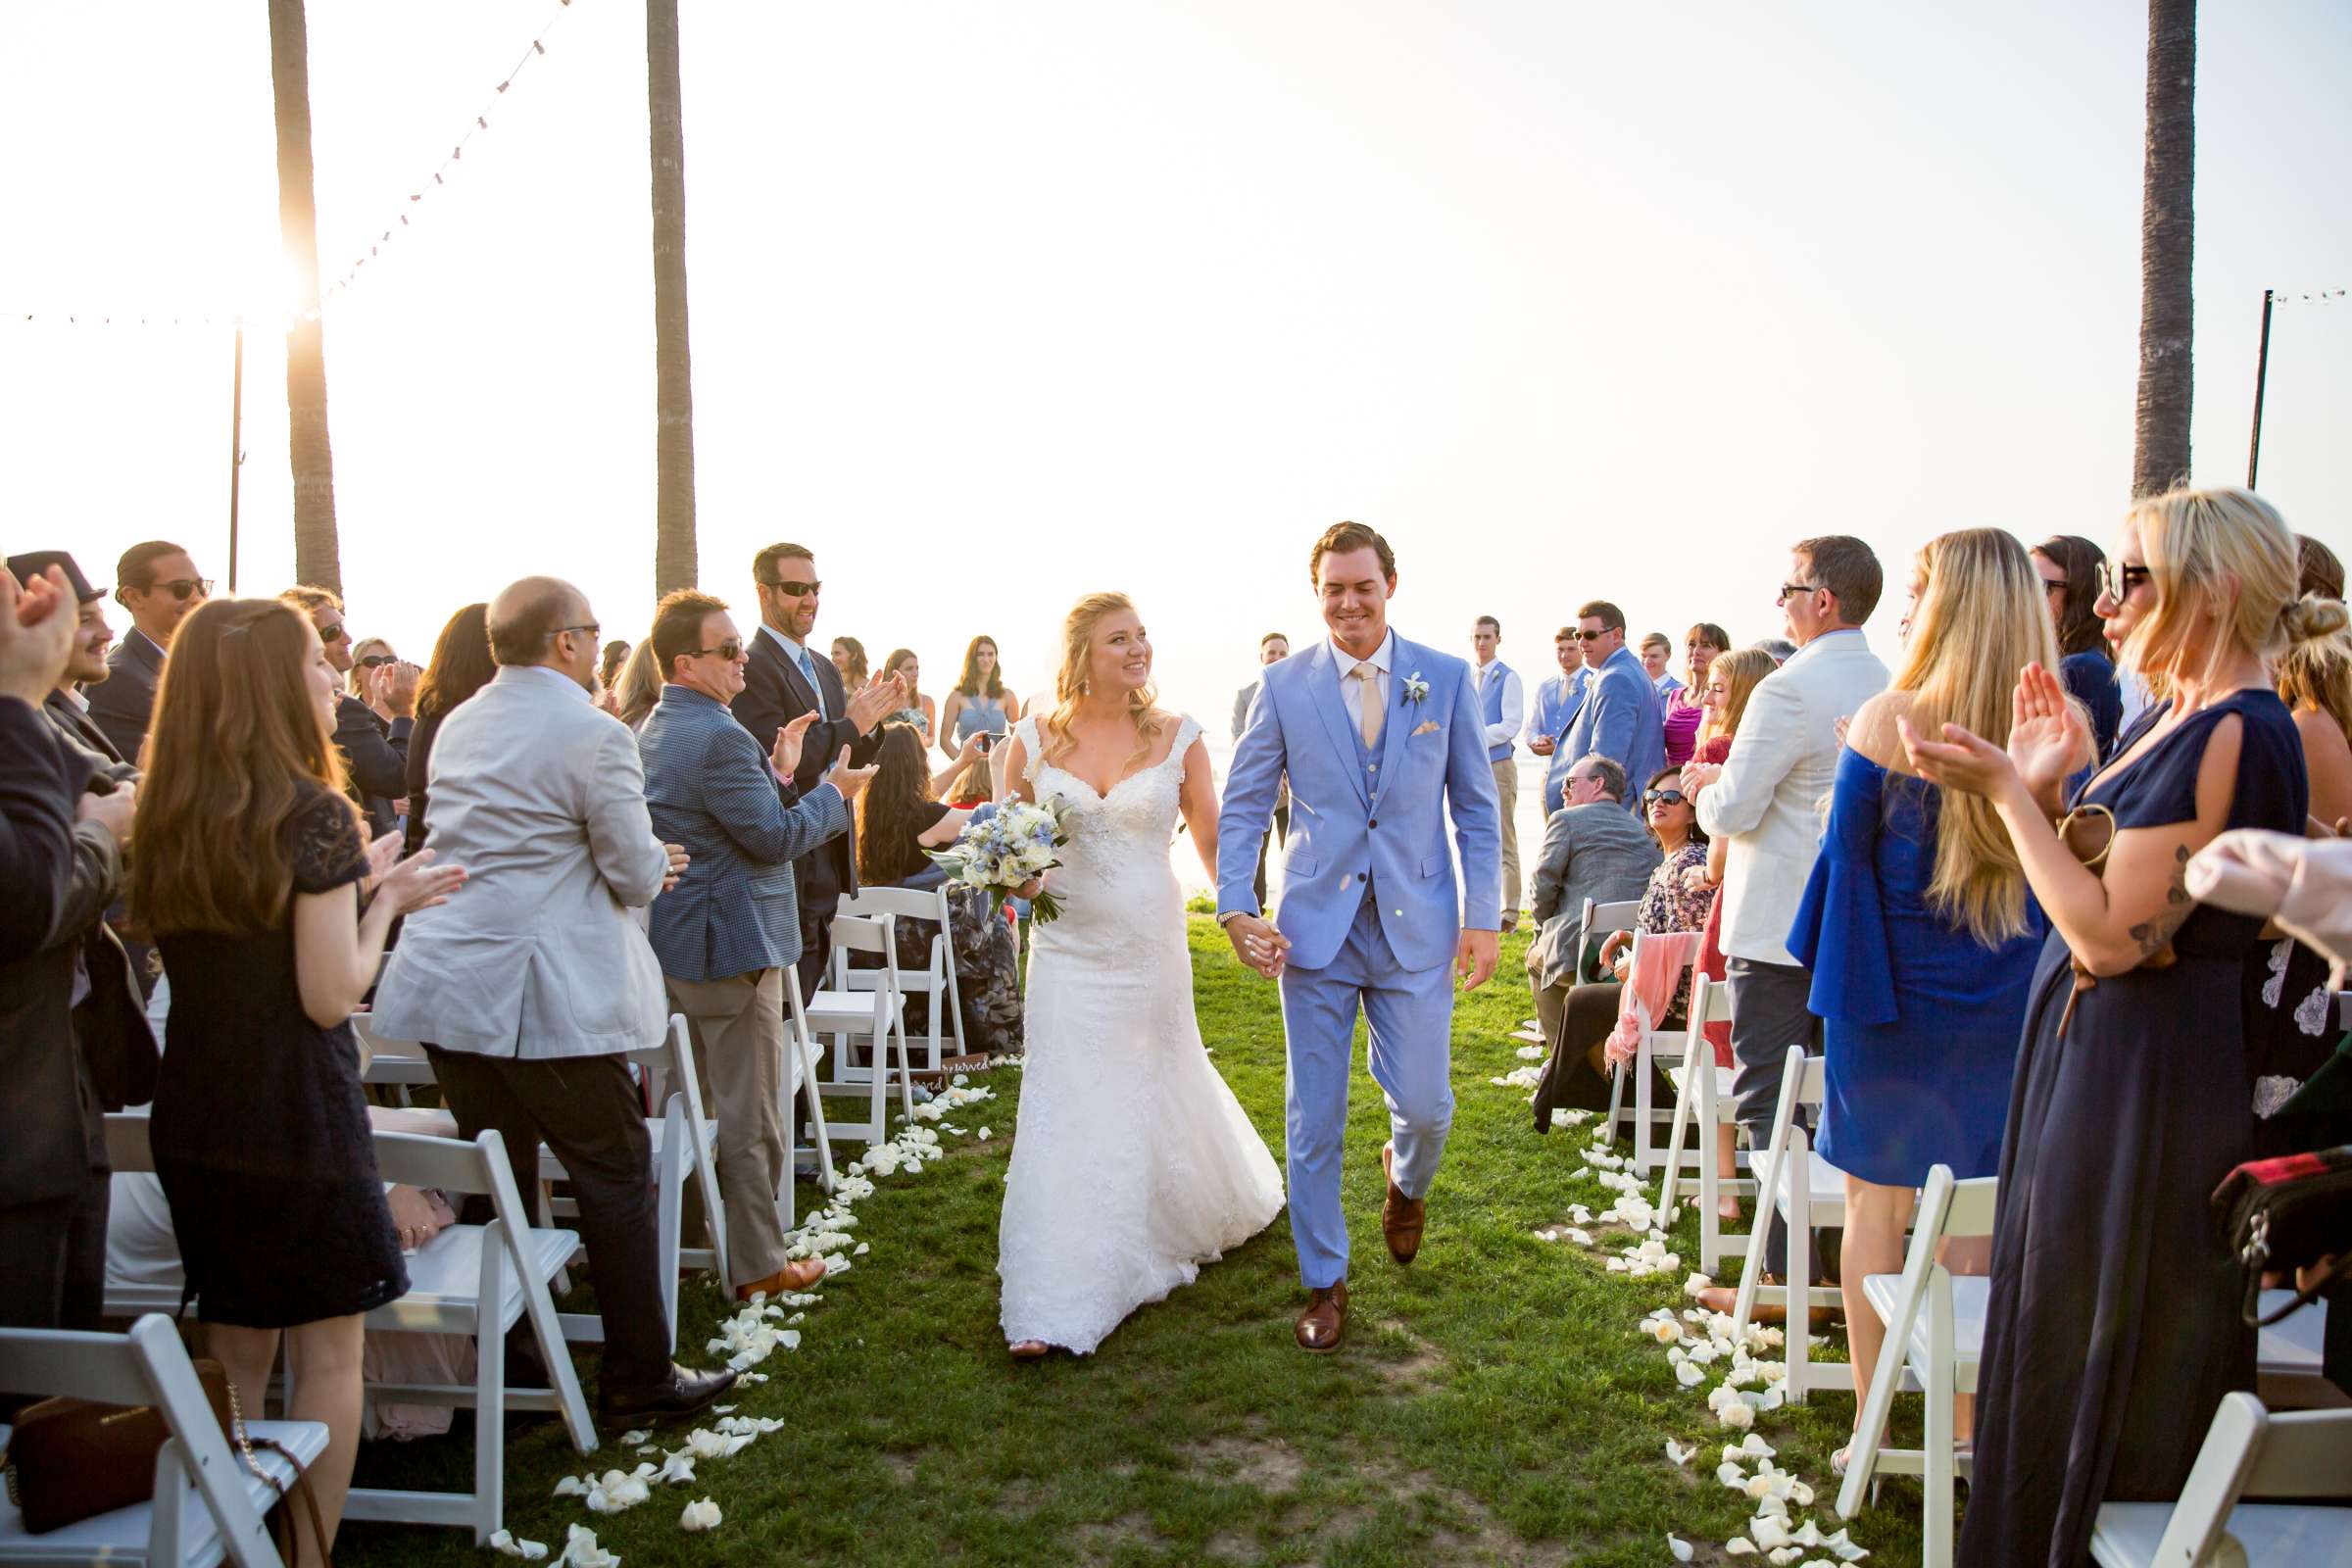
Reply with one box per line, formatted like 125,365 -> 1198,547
0,564 -> 76,704
380,661 -> 422,718
770,710 -> 820,779
377,847 -> 466,915
2004,662 -> 2091,801
847,673 -> 905,735
829,747 -> 878,805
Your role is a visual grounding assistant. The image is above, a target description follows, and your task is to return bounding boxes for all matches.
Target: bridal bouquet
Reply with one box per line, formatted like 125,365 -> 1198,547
927,799 -> 1071,923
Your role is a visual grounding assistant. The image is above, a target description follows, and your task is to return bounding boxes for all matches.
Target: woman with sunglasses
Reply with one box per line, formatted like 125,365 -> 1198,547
2032,534 -> 2123,761
1899,491 -> 2317,1567
1660,622 -> 1727,767
1787,530 -> 2055,1468
347,637 -> 399,717
1534,767 -> 1714,1112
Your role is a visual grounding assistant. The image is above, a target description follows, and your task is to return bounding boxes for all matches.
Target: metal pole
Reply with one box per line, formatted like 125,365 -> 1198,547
227,318 -> 245,592
2247,288 -> 2274,490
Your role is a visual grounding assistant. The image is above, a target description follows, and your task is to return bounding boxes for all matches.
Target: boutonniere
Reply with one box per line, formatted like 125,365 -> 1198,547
1402,671 -> 1430,705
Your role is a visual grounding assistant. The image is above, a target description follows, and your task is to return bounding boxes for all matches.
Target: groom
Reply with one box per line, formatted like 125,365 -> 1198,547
1216,520 -> 1502,1353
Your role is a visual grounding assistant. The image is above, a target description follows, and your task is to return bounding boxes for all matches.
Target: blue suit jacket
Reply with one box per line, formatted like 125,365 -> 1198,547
1216,633 -> 1501,973
1560,646 -> 1665,810
637,685 -> 850,983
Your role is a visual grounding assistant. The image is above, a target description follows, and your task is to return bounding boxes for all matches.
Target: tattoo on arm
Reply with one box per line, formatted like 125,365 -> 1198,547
2129,844 -> 2195,959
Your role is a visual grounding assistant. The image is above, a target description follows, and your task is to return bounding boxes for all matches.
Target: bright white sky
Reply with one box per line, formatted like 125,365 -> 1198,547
3,0 -> 2347,720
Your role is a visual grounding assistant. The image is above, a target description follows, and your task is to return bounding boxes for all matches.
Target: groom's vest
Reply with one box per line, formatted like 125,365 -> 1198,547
1478,660 -> 1515,764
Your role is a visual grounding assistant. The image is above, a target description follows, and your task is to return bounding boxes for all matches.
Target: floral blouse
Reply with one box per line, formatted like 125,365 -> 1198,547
1632,840 -> 1715,1017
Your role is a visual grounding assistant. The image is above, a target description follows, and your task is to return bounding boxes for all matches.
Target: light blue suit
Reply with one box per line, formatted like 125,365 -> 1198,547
1559,645 -> 1665,812
1216,631 -> 1501,1289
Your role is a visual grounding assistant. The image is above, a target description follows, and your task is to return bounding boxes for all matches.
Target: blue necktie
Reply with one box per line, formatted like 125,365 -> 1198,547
797,646 -> 826,719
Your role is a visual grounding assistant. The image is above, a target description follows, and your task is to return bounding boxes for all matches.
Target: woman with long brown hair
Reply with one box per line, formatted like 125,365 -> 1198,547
403,601 -> 495,856
134,598 -> 463,1565
938,634 -> 1020,760
2033,533 -> 2123,760
878,646 -> 936,742
1661,620 -> 1728,767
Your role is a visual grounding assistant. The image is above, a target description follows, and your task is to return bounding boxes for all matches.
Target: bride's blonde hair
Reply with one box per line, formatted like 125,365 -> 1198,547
1039,592 -> 1165,771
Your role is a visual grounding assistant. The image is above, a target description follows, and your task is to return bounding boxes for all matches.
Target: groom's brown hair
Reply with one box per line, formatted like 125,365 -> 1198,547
1308,521 -> 1396,585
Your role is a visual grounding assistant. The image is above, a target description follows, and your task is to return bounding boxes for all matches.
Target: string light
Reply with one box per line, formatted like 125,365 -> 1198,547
2272,288 -> 2346,306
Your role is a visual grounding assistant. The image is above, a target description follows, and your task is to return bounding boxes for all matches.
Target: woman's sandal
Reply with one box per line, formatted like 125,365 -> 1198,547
1007,1340 -> 1052,1362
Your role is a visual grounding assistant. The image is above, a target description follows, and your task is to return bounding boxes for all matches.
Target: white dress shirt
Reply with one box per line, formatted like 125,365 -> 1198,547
759,622 -> 828,719
1476,660 -> 1524,749
1330,630 -> 1393,735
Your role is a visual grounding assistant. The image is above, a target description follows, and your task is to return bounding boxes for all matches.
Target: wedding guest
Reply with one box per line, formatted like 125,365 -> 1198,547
1897,488 -> 2314,1568
639,590 -> 861,1300
1529,626 -> 1590,813
1471,616 -> 1526,930
1688,536 -> 1888,1292
131,597 -> 463,1557
0,561 -> 146,1387
1523,755 -> 1659,1068
1233,632 -> 1293,908
1530,767 -> 1712,1124
1558,601 -> 1665,816
403,603 -> 495,858
374,576 -> 737,1425
940,634 -> 1020,760
597,639 -> 633,713
881,647 -> 937,742
1640,632 -> 1679,695
855,723 -> 1024,1055
83,539 -> 208,762
1757,637 -> 1796,663
942,755 -> 995,808
733,544 -> 904,998
2301,534 -> 2345,601
8,551 -> 134,779
282,586 -> 415,839
2276,597 -> 2352,827
2034,534 -> 2124,760
1661,621 -> 1727,768
612,637 -> 664,730
830,636 -> 870,701
1788,530 -> 2053,1450
347,636 -> 399,711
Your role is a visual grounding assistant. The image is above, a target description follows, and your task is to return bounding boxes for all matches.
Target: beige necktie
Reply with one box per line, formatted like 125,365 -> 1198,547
1350,662 -> 1384,750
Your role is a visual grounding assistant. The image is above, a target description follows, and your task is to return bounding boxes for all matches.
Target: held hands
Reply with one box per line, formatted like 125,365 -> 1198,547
1456,928 -> 1499,991
846,673 -> 906,735
1223,912 -> 1291,980
770,710 -> 821,779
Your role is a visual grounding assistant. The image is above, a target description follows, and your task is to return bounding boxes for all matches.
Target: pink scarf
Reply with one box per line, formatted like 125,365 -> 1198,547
1603,931 -> 1704,1067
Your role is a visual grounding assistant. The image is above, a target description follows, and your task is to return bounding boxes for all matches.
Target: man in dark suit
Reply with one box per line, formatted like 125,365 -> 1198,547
5,551 -> 137,784
282,585 -> 416,839
82,539 -> 208,764
730,543 -> 904,999
0,560 -> 151,1391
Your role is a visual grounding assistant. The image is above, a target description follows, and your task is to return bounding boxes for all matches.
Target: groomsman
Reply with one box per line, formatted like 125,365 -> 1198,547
1557,601 -> 1664,815
1232,631 -> 1291,909
83,540 -> 207,764
1470,616 -> 1524,930
731,544 -> 903,1000
1527,626 -> 1589,815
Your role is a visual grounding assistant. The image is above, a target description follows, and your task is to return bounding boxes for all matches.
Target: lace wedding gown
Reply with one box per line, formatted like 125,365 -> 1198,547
999,714 -> 1286,1353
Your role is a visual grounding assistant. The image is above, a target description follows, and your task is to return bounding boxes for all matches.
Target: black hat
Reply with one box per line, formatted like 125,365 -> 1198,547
6,550 -> 102,604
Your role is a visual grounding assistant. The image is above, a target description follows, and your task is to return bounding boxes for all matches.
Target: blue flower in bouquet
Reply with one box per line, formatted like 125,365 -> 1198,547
926,796 -> 1072,922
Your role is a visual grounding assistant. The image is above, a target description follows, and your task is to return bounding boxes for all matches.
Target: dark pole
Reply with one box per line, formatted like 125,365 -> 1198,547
227,317 -> 245,592
2247,287 -> 2274,489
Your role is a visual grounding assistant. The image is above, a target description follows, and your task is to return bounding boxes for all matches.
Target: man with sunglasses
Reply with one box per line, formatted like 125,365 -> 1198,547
1553,601 -> 1665,817
82,540 -> 209,763
282,586 -> 415,839
733,543 -> 906,1000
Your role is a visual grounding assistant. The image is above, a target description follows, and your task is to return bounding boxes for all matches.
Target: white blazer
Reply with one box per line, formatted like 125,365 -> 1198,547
1695,629 -> 1889,967
373,665 -> 671,1058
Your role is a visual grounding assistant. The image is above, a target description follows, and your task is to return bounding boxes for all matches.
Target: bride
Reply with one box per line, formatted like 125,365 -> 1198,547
995,592 -> 1285,1358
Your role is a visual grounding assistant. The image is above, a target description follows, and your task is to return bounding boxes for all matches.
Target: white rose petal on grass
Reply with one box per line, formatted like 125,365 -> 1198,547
1674,1359 -> 1705,1388
617,1429 -> 651,1447
1726,1541 -> 1758,1557
656,1451 -> 697,1485
489,1529 -> 549,1560
553,1475 -> 588,1497
1664,1439 -> 1695,1467
559,1523 -> 619,1568
1717,1400 -> 1756,1430
679,1496 -> 723,1533
1516,1044 -> 1546,1059
1668,1535 -> 1695,1562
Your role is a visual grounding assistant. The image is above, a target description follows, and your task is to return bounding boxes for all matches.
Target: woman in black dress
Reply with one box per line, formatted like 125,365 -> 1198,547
1903,487 -> 2317,1566
132,598 -> 465,1565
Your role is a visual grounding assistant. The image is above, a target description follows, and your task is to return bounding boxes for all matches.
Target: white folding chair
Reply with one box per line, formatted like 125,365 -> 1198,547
1576,897 -> 1639,1143
354,1015 -> 438,1109
2256,1290 -> 2345,1411
0,1315 -> 324,1568
778,967 -> 838,1231
835,885 -> 966,1075
1656,972 -> 1755,1270
1609,931 -> 1699,1178
1837,1164 -> 1995,1568
806,913 -> 916,1147
1732,1046 -> 1859,1400
2089,1393 -> 2352,1566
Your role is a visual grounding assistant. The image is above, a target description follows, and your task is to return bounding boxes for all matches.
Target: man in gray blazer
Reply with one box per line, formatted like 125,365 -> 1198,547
374,577 -> 735,1425
1523,756 -> 1661,1053
638,589 -> 868,1303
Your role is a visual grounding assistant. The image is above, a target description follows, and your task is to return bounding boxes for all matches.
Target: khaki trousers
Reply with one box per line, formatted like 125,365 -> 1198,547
1492,757 -> 1522,919
666,969 -> 792,1289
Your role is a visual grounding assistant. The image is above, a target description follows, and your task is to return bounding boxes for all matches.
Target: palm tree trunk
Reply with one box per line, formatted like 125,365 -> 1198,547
268,0 -> 342,593
648,0 -> 698,597
2132,0 -> 2195,499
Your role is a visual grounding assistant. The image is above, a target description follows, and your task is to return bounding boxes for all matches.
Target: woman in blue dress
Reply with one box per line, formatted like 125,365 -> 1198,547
1789,529 -> 2053,1458
2034,534 -> 2125,760
940,634 -> 1022,761
1903,488 -> 2315,1567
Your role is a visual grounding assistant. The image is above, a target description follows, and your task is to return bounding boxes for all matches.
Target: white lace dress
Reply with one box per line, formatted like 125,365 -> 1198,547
998,713 -> 1286,1352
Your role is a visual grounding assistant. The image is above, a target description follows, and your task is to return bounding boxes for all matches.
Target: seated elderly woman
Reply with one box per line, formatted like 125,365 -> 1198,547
1531,767 -> 1715,1124
853,722 -> 1022,1055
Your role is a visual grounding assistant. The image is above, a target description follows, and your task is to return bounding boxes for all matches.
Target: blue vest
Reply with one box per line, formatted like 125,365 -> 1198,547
1478,660 -> 1515,763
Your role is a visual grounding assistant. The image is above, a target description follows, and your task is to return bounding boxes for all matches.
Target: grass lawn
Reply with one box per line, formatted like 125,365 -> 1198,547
338,919 -> 1937,1567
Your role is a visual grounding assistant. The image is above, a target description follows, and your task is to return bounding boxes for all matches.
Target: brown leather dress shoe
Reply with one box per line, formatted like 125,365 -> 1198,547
1296,1281 -> 1348,1353
1380,1143 -> 1425,1265
736,1257 -> 828,1301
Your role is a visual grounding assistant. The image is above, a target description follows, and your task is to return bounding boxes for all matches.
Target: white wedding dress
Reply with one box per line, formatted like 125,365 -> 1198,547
998,713 -> 1286,1353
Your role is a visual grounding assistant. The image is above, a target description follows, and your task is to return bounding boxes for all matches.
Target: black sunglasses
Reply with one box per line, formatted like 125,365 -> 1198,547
1644,788 -> 1688,808
1778,582 -> 1825,603
148,577 -> 212,602
760,578 -> 821,598
1569,628 -> 1617,642
687,640 -> 745,662
358,653 -> 398,668
547,622 -> 601,642
317,620 -> 347,643
2096,563 -> 2152,601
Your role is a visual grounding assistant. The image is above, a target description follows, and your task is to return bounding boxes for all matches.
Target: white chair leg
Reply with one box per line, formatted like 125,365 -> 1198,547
473,1251 -> 507,1544
1658,1062 -> 1694,1214
656,1100 -> 685,1352
1925,1272 -> 1956,1568
1784,1131 -> 1810,1403
1604,1058 -> 1628,1145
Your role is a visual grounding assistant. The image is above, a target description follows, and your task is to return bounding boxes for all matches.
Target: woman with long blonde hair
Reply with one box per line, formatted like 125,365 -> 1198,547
1784,529 -> 2056,1455
992,592 -> 1283,1361
1899,490 -> 2318,1567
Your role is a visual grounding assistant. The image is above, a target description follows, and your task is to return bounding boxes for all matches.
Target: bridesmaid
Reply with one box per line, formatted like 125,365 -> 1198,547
1661,621 -> 1727,768
939,635 -> 1021,762
1901,488 -> 2316,1567
1788,531 -> 2052,1458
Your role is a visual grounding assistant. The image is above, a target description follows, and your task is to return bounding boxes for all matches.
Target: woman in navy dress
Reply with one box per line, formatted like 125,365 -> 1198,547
2034,535 -> 2124,761
1788,530 -> 2052,1452
1903,489 -> 2316,1567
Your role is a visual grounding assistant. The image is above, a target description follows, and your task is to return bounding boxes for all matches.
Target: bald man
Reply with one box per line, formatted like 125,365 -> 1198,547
375,576 -> 737,1425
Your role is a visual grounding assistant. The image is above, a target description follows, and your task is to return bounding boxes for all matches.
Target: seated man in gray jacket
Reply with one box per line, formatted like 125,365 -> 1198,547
1523,755 -> 1659,1051
636,589 -> 870,1303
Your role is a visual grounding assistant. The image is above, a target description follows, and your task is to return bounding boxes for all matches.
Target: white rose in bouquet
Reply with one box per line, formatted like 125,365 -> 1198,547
926,798 -> 1073,922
